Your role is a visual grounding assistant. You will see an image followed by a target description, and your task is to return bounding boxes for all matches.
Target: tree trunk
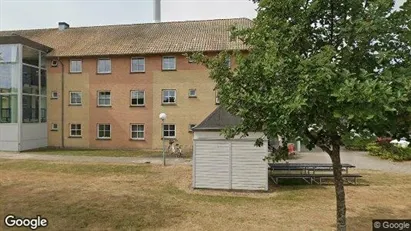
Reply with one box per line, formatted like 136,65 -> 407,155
328,144 -> 347,231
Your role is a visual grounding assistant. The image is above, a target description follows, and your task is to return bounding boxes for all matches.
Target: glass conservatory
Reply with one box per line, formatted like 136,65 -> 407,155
0,35 -> 51,151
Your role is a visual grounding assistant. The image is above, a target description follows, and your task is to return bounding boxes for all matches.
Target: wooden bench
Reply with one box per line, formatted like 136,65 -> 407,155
270,174 -> 362,185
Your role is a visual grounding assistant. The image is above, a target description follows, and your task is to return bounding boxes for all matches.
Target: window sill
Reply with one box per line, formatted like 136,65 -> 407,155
162,69 -> 177,72
96,138 -> 111,140
51,97 -> 58,100
130,105 -> 145,108
69,104 -> 82,106
97,105 -> 112,108
188,96 -> 197,98
69,136 -> 82,139
51,129 -> 58,131
161,137 -> 177,140
96,72 -> 112,75
130,71 -> 146,74
161,103 -> 177,106
129,138 -> 145,141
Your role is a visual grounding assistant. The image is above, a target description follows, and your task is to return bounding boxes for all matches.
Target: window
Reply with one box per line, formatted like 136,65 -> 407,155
225,57 -> 231,67
162,56 -> 176,70
163,124 -> 176,138
189,124 -> 196,132
51,91 -> 58,99
188,89 -> 197,98
70,124 -> 82,137
69,92 -> 82,105
97,124 -> 111,139
51,123 -> 58,131
131,57 -> 145,73
130,124 -> 145,140
162,89 -> 176,104
215,90 -> 220,105
23,95 -> 39,123
130,90 -> 145,106
97,91 -> 111,106
70,60 -> 82,73
97,58 -> 111,74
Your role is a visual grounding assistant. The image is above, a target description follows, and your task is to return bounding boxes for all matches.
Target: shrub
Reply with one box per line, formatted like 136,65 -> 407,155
366,142 -> 411,161
342,132 -> 377,151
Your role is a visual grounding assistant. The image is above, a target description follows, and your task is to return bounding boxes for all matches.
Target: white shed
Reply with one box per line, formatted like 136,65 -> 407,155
192,107 -> 268,191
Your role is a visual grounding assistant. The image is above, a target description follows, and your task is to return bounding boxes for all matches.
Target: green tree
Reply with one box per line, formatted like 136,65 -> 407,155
192,0 -> 411,230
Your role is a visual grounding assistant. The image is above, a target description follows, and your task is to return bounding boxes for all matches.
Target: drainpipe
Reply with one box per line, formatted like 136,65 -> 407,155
57,58 -> 65,148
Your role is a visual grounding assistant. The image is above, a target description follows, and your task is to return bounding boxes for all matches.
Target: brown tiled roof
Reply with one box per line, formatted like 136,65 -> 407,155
0,18 -> 251,57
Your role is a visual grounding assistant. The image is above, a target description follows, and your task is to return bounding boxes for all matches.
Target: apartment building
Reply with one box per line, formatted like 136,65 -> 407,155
0,18 -> 251,151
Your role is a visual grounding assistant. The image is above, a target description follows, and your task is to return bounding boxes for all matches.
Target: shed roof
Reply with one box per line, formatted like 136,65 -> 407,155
193,106 -> 242,131
0,18 -> 252,57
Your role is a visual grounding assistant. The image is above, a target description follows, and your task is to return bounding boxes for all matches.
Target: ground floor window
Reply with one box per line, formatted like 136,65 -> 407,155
97,124 -> 111,139
0,94 -> 17,123
163,124 -> 176,138
70,124 -> 82,137
130,124 -> 145,140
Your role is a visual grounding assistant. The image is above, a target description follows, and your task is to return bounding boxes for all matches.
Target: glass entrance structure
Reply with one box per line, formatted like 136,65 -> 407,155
0,35 -> 51,151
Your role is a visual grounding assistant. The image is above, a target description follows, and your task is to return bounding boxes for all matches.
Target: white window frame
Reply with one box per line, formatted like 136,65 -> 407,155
162,89 -> 176,104
51,91 -> 58,99
70,124 -> 82,137
188,89 -> 197,98
162,56 -> 176,71
130,124 -> 145,140
70,59 -> 82,73
130,90 -> 145,106
51,123 -> 58,131
97,123 -> 111,139
163,124 -> 176,138
97,91 -> 111,107
69,91 -> 82,105
97,58 -> 111,74
131,57 -> 145,73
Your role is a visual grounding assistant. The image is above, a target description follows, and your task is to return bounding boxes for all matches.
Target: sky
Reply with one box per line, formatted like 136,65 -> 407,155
0,0 -> 407,31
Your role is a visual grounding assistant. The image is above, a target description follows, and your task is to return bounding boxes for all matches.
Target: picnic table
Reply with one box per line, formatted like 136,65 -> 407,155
268,163 -> 361,185
268,163 -> 355,174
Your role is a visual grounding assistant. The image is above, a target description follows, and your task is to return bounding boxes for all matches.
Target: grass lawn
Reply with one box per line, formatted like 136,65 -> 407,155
23,147 -> 169,158
1,160 -> 410,231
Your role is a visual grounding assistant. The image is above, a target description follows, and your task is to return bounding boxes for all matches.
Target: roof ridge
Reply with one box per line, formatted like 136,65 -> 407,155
0,17 -> 252,32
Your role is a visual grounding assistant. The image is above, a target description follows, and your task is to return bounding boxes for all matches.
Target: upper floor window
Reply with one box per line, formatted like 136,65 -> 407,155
162,56 -> 176,71
130,90 -> 145,106
70,60 -> 82,73
131,57 -> 145,73
162,89 -> 176,104
97,58 -> 111,74
225,57 -> 231,67
215,90 -> 220,105
98,91 -> 111,106
69,91 -> 82,105
188,89 -> 197,98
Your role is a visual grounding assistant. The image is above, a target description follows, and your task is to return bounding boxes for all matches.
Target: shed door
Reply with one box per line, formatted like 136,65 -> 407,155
194,141 -> 230,189
231,141 -> 268,190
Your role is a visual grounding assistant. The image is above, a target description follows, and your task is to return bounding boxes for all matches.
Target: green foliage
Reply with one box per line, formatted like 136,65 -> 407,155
341,131 -> 377,151
366,142 -> 411,161
191,0 -> 411,153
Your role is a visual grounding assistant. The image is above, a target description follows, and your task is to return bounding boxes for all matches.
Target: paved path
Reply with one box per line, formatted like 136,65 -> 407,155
0,152 -> 191,165
287,149 -> 411,174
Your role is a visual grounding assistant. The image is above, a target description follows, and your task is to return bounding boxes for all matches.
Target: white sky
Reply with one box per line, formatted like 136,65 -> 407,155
0,0 -> 406,31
